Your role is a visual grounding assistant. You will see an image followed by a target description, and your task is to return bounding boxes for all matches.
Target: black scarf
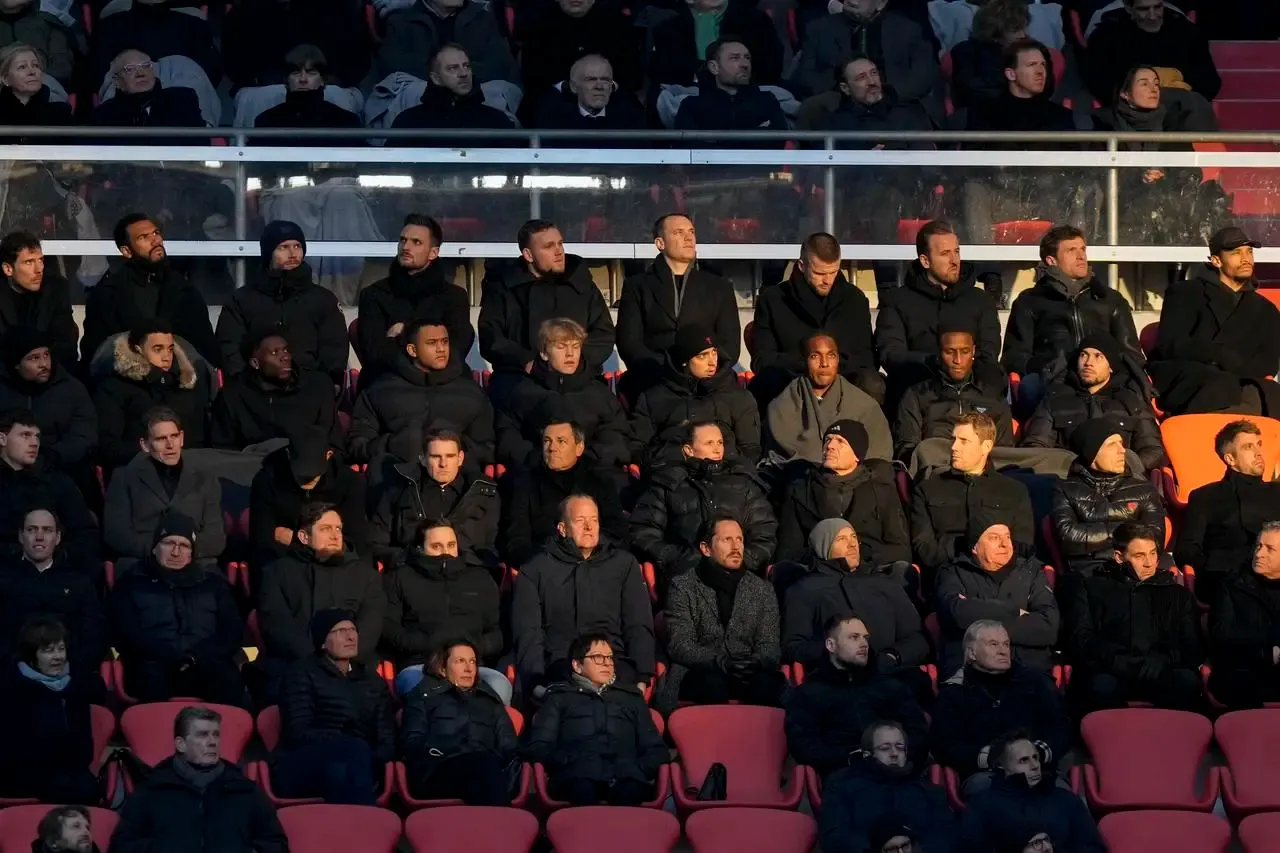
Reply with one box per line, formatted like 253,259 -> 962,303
1111,99 -> 1167,151
696,559 -> 745,627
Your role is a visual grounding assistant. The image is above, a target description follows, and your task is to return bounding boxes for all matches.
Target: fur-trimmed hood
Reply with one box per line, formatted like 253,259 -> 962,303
112,334 -> 197,389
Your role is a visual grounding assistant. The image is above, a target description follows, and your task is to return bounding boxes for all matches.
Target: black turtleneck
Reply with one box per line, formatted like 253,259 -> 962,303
150,456 -> 183,500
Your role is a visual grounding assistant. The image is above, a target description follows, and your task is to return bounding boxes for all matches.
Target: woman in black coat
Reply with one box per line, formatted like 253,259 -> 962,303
0,44 -> 72,140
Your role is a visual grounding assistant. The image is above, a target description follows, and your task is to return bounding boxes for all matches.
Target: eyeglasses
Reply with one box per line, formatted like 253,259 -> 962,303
1026,837 -> 1053,852
119,61 -> 154,75
159,540 -> 192,552
882,842 -> 914,853
584,653 -> 614,664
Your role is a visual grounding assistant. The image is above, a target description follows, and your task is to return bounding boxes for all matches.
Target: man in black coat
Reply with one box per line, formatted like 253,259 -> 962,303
784,612 -> 929,779
512,494 -> 655,692
1150,227 -> 1280,415
0,232 -> 79,369
272,609 -> 396,804
648,0 -> 783,89
350,318 -> 494,466
1021,332 -> 1166,471
210,331 -> 341,450
751,233 -> 883,406
0,329 -> 96,471
1067,522 -> 1204,713
499,419 -> 627,567
1208,522 -> 1280,707
929,620 -> 1073,793
108,513 -> 246,706
532,55 -> 647,145
215,220 -> 348,383
81,214 -> 217,367
367,429 -> 499,568
253,46 -> 364,135
1174,419 -> 1280,605
673,40 -> 787,140
776,420 -> 910,564
1050,417 -> 1165,575
111,706 -> 288,853
518,0 -> 641,109
0,409 -> 97,563
91,51 -> 208,130
356,214 -> 474,388
630,421 -> 776,590
895,328 -> 1013,462
617,214 -> 740,399
389,45 -> 516,144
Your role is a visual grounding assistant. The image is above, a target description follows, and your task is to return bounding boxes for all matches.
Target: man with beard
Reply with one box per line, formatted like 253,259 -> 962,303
81,213 -> 217,367
211,331 -> 341,450
389,45 -> 517,145
215,220 -> 348,384
34,806 -> 100,853
356,214 -> 473,388
0,329 -> 96,472
673,40 -> 787,139
0,232 -> 78,370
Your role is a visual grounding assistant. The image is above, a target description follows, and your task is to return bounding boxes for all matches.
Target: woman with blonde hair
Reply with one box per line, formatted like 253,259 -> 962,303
0,42 -> 71,130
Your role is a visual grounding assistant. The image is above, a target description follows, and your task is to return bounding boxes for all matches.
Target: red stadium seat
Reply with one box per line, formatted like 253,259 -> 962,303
992,220 -> 1053,245
277,804 -> 402,853
251,707 -> 394,807
122,701 -> 254,766
686,808 -> 818,853
1240,812 -> 1280,853
1215,710 -> 1280,819
404,806 -> 539,853
1079,709 -> 1219,812
939,52 -> 953,82
1159,414 -> 1280,507
546,807 -> 681,853
535,709 -> 669,809
397,707 -> 531,809
1138,322 -> 1159,358
669,706 -> 805,811
743,321 -> 756,358
897,218 -> 931,246
1260,289 -> 1280,311
1218,69 -> 1280,99
0,806 -> 118,853
1215,100 -> 1280,131
1210,40 -> 1280,70
1098,810 -> 1230,853
439,217 -> 486,241
714,218 -> 761,243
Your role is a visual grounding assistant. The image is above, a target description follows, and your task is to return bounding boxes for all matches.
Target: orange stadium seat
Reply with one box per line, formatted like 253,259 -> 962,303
0,806 -> 118,853
685,808 -> 818,853
1159,414 -> 1280,507
1215,710 -> 1280,819
1098,811 -> 1230,853
278,804 -> 402,853
547,807 -> 680,853
1078,709 -> 1219,812
397,706 -> 532,809
1240,812 -> 1280,853
404,806 -> 539,853
669,706 -> 805,811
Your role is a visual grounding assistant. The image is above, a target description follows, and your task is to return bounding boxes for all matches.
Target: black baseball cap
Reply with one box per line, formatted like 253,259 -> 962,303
1209,226 -> 1261,256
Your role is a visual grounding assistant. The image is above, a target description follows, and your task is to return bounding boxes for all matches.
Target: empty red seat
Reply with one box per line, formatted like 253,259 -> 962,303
992,220 -> 1053,245
251,706 -> 394,807
1210,40 -> 1280,70
1240,812 -> 1280,852
1079,709 -> 1218,812
1215,709 -> 1280,818
0,806 -> 118,853
1219,69 -> 1280,99
277,804 -> 402,853
404,806 -> 538,853
122,701 -> 253,766
897,218 -> 932,246
714,218 -> 761,243
397,707 -> 531,809
546,807 -> 680,853
1215,100 -> 1280,131
1138,322 -> 1159,358
686,808 -> 818,853
669,705 -> 805,811
438,217 -> 485,241
1099,810 -> 1230,853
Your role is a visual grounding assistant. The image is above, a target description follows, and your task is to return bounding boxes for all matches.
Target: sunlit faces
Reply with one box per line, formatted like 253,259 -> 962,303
142,418 -> 184,466
972,523 -> 1014,571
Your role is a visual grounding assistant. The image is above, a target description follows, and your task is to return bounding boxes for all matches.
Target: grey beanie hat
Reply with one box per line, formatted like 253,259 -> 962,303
808,518 -> 854,560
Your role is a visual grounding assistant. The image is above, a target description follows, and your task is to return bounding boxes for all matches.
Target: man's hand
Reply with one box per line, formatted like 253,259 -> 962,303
1142,169 -> 1166,183
1019,608 -> 1029,616
1272,646 -> 1279,665
274,526 -> 295,547
637,682 -> 648,694
387,322 -> 405,337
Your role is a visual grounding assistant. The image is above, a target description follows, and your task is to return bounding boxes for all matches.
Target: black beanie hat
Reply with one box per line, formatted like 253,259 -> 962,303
3,327 -> 50,368
1076,332 -> 1123,373
1068,416 -> 1125,465
309,608 -> 356,651
260,220 -> 307,263
824,419 -> 870,461
669,324 -> 718,366
966,508 -> 1012,548
152,511 -> 198,548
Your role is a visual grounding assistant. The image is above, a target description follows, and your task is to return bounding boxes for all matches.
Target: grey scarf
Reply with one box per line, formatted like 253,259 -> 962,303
171,756 -> 226,791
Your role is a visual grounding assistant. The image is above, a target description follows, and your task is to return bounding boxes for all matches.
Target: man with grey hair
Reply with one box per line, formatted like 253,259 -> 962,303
111,706 -> 287,852
1207,520 -> 1280,708
532,54 -> 646,142
92,49 -> 206,128
929,620 -> 1072,796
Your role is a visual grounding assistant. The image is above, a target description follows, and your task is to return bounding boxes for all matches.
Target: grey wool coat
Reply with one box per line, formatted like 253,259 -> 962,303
655,565 -> 781,713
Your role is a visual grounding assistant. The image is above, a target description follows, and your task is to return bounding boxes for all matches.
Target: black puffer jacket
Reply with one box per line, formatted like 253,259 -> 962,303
209,367 -> 340,450
349,355 -> 494,466
0,361 -> 96,469
367,461 -> 498,567
248,446 -> 368,568
1050,462 -> 1164,573
631,361 -> 760,466
525,678 -> 667,784
958,771 -> 1106,853
108,558 -> 242,667
1209,569 -> 1280,672
753,269 -> 876,377
214,264 -> 348,383
399,674 -> 518,789
355,263 -> 474,386
894,368 -> 1014,459
1067,561 -> 1203,681
781,558 -> 928,669
936,554 -> 1060,674
1020,370 -> 1166,470
909,466 -> 1035,574
630,455 -> 776,580
81,257 -> 216,367
784,657 -> 929,777
381,548 -> 502,669
499,461 -> 628,567
821,757 -> 956,853
1176,470 -> 1280,591
1002,268 -> 1143,378
495,361 -> 632,469
275,653 -> 395,763
775,461 -> 910,565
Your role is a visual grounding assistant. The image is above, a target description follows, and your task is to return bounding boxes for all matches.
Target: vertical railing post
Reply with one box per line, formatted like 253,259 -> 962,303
234,132 -> 247,289
529,134 -> 542,219
823,135 -> 836,235
1106,137 -> 1122,295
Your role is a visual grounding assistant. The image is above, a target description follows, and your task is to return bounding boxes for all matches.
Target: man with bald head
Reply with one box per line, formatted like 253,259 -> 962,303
92,49 -> 206,128
391,44 -> 515,143
533,54 -> 646,141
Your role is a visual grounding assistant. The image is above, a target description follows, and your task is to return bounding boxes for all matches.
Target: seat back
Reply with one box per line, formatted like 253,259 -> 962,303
1240,812 -> 1280,853
1139,322 -> 1159,358
1216,710 -> 1280,801
90,704 -> 116,768
1099,810 -> 1231,853
1161,414 -> 1280,502
257,705 -> 282,750
546,807 -> 680,853
0,806 -> 119,853
121,701 -> 255,765
686,809 -> 818,853
278,805 -> 402,853
1083,709 -> 1213,806
507,705 -> 524,735
668,706 -> 790,801
405,807 -> 538,853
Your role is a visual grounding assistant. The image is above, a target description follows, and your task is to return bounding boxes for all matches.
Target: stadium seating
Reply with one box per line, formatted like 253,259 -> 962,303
1159,414 -> 1280,507
251,706 -> 395,807
546,806 -> 681,853
1078,709 -> 1219,812
1215,709 -> 1280,819
1239,812 -> 1280,853
396,706 -> 532,809
669,705 -> 806,812
0,805 -> 119,853
1210,40 -> 1280,69
404,806 -> 539,853
533,708 -> 669,809
121,701 -> 254,765
685,808 -> 818,853
1138,322 -> 1159,358
277,805 -> 403,853
1098,810 -> 1231,853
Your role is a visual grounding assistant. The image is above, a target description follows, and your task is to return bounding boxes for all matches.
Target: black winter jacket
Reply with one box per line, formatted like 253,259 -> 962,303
495,361 -> 632,470
210,368 -> 340,451
0,461 -> 97,564
499,461 -> 628,567
90,83 -> 207,131
214,263 -> 348,383
948,37 -> 1007,109
1050,462 -> 1165,573
532,89 -> 648,144
0,86 -> 73,141
253,89 -> 364,137
1020,370 -> 1167,470
249,447 -> 368,568
631,361 -> 759,466
0,664 -> 96,798
909,466 -> 1035,574
894,368 -> 1014,460
784,657 -> 929,776
399,675 -> 518,789
512,537 -> 655,681
275,654 -> 395,763
775,461 -> 910,565
1176,469 -> 1280,588
102,454 -> 225,563
616,256 -> 741,385
936,554 -> 1059,674
673,82 -> 787,140
1209,569 -> 1280,674
753,269 -> 876,377
381,548 -> 502,669
389,85 -> 517,145
648,0 -> 783,87
367,461 -> 498,567
819,757 -> 957,853
629,455 -> 776,579
930,663 -> 1073,779
781,557 -> 928,669
81,258 -> 217,367
518,2 -> 642,100
957,772 -> 1106,853
1067,561 -> 1203,682
479,255 -> 615,374
1086,8 -> 1219,105
1002,269 -> 1143,378
0,361 -> 96,469
110,759 -> 287,853
257,544 -> 385,667
355,263 -> 474,386
109,558 -> 242,668
349,355 -> 494,466
0,555 -> 107,676
0,269 -> 78,369
525,678 -> 667,784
